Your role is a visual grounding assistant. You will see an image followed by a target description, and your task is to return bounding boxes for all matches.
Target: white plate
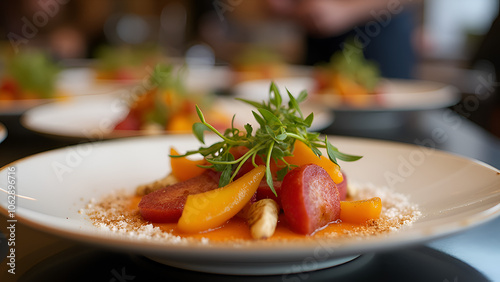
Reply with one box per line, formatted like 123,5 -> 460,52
234,77 -> 316,103
0,122 -> 6,143
20,94 -> 333,140
0,68 -> 120,115
0,135 -> 499,275
235,78 -> 460,112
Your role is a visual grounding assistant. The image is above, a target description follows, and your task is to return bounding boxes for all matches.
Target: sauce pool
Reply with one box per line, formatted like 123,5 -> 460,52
130,196 -> 363,241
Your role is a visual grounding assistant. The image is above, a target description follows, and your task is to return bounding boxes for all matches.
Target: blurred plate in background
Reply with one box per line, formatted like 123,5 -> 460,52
234,77 -> 459,112
233,77 -> 316,102
20,93 -> 333,141
0,68 -> 120,115
312,79 -> 460,112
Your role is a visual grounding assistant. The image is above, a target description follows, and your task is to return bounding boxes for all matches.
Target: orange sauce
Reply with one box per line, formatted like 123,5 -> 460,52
130,196 -> 362,241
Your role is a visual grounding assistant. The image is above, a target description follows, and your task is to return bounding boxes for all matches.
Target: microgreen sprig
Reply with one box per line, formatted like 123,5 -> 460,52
172,82 -> 362,195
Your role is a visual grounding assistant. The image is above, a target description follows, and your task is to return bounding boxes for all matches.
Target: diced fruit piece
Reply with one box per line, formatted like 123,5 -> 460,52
284,140 -> 343,184
281,164 -> 341,235
177,166 -> 265,233
138,170 -> 220,222
170,148 -> 207,181
340,197 -> 382,224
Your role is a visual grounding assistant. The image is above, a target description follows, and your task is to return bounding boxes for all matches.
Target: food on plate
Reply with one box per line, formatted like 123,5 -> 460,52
230,46 -> 287,82
314,39 -> 382,107
94,45 -> 163,82
83,82 -> 421,243
112,64 -> 229,133
0,51 -> 60,100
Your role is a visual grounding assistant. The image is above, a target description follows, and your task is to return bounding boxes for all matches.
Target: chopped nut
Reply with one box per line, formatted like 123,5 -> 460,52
136,173 -> 179,196
247,199 -> 279,239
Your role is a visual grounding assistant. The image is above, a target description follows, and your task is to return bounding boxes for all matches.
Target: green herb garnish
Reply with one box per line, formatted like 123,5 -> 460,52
142,64 -> 188,127
6,51 -> 59,98
173,82 -> 362,195
326,37 -> 380,92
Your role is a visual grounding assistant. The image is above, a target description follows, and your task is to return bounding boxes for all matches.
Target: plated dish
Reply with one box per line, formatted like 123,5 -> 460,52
20,94 -> 333,140
0,68 -> 119,115
234,77 -> 459,112
0,134 -> 499,274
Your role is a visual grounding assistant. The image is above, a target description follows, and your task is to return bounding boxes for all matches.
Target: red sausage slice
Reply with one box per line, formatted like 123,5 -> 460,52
139,170 -> 220,222
281,164 -> 341,235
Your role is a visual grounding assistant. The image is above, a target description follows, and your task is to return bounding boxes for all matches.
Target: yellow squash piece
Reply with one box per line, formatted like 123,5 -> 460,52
284,140 -> 343,184
177,165 -> 266,233
340,197 -> 382,224
170,148 -> 207,182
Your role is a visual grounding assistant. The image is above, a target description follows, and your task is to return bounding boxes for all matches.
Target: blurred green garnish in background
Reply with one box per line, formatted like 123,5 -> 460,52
5,51 -> 60,99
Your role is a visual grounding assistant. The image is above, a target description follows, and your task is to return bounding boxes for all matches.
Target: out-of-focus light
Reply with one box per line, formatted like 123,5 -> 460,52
116,15 -> 149,44
185,44 -> 215,67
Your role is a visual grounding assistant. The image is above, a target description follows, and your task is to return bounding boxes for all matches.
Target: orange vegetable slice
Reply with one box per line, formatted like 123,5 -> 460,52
177,165 -> 265,233
284,140 -> 343,184
166,114 -> 196,132
340,197 -> 382,224
170,148 -> 207,182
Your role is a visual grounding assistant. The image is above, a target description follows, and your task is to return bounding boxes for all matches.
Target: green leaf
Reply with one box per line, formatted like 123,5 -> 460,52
258,108 -> 282,126
244,124 -> 253,137
311,146 -> 323,158
304,113 -> 314,127
265,125 -> 277,139
276,167 -> 289,181
287,88 -> 303,118
195,105 -> 206,123
265,144 -> 277,196
326,142 -> 339,165
276,132 -> 287,141
219,164 -> 233,187
269,82 -> 282,109
272,147 -> 285,159
296,90 -> 308,103
236,98 -> 265,110
252,111 -> 266,129
192,122 -> 209,143
325,136 -> 362,162
333,150 -> 363,162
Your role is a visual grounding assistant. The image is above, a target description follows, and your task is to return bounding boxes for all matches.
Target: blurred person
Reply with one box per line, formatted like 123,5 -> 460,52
267,0 -> 420,79
469,5 -> 500,137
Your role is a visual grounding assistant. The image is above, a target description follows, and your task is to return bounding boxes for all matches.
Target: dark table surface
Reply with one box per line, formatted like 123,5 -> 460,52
0,107 -> 499,281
